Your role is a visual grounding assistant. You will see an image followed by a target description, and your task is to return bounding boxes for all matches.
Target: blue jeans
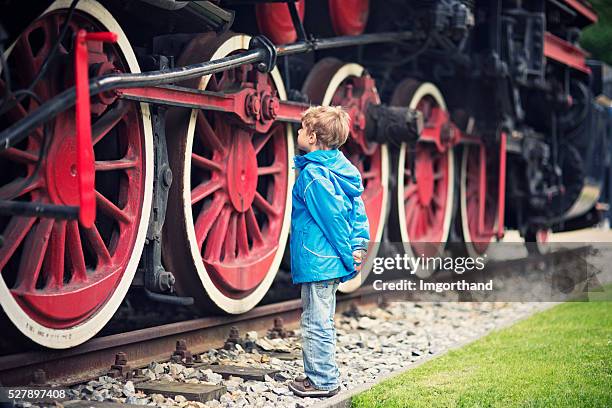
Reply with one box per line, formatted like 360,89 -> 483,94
300,278 -> 340,391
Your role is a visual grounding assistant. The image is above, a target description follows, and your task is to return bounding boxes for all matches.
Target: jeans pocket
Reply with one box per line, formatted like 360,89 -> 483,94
314,279 -> 333,298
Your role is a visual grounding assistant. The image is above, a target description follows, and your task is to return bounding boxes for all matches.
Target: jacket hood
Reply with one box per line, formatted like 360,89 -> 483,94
293,149 -> 363,197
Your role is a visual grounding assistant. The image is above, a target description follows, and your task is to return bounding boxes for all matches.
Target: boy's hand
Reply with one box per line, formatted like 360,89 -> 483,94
353,249 -> 366,272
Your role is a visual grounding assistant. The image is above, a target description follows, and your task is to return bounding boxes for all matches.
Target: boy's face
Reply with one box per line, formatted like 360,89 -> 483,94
297,121 -> 318,152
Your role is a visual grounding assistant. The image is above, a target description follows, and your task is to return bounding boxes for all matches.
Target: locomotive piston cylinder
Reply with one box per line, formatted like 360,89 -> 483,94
364,104 -> 424,147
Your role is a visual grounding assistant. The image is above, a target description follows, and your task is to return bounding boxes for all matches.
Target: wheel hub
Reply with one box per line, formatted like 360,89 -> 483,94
226,130 -> 258,212
46,128 -> 79,206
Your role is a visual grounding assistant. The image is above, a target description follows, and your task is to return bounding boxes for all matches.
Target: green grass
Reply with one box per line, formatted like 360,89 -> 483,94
353,289 -> 612,407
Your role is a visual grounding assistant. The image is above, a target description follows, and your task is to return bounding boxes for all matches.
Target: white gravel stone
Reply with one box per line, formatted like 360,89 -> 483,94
63,301 -> 549,408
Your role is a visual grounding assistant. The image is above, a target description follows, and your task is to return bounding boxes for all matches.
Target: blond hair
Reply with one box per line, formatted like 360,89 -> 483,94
301,105 -> 351,149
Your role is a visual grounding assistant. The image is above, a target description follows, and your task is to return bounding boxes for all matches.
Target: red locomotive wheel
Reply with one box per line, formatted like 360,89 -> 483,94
302,58 -> 389,293
256,0 -> 305,44
390,80 -> 455,267
163,33 -> 293,313
329,0 -> 370,36
0,0 -> 152,348
460,145 -> 498,257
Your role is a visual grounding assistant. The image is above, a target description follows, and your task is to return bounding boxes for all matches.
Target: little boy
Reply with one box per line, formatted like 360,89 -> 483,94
288,105 -> 370,398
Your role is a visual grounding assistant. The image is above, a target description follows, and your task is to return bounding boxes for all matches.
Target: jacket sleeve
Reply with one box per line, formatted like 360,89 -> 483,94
302,173 -> 354,271
350,196 -> 370,251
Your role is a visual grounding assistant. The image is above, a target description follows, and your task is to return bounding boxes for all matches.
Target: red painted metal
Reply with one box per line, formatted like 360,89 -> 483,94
464,145 -> 497,255
404,99 -> 452,254
256,0 -> 305,44
544,32 -> 591,74
497,132 -> 507,239
472,137 -> 505,240
404,144 -> 451,253
478,143 -> 486,236
0,11 -> 147,329
328,0 -> 370,36
118,85 -> 307,132
419,106 -> 457,152
75,30 -> 117,228
189,64 -> 289,293
563,0 -> 598,23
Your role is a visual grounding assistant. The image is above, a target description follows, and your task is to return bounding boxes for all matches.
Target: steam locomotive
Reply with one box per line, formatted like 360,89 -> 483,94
0,0 -> 609,348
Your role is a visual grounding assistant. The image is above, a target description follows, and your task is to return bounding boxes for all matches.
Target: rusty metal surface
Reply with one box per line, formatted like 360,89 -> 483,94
0,246 -> 592,386
0,287 -> 385,386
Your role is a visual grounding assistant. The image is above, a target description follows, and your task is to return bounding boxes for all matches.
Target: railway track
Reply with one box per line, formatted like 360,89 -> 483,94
0,245 -> 598,389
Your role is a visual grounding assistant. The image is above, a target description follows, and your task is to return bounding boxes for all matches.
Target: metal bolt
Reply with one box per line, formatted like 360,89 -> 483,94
262,95 -> 279,121
158,270 -> 175,292
246,93 -> 261,120
224,326 -> 243,350
228,326 -> 240,341
176,339 -> 187,352
163,167 -> 173,188
114,352 -> 127,366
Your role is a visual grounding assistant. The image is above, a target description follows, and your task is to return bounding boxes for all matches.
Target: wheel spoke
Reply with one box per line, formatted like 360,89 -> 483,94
404,184 -> 417,200
0,148 -> 38,164
67,221 -> 87,282
237,212 -> 249,255
92,101 -> 129,146
433,193 -> 444,208
0,177 -> 41,200
192,153 -> 223,172
253,131 -> 274,155
204,205 -> 231,261
84,224 -> 112,265
196,111 -> 225,153
0,82 -> 43,140
45,220 -> 66,289
362,171 -> 376,180
0,216 -> 36,270
223,212 -> 238,260
253,191 -> 278,216
96,190 -> 130,224
208,73 -> 219,91
14,218 -> 54,292
410,207 -> 424,238
191,180 -> 223,205
404,196 -> 419,237
257,163 -> 282,176
426,205 -> 435,226
95,159 -> 138,172
246,206 -> 264,245
194,196 -> 225,248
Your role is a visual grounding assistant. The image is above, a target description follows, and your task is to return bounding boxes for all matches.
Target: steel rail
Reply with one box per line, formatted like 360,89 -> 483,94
0,31 -> 417,151
0,284 -> 390,387
0,246 -> 595,387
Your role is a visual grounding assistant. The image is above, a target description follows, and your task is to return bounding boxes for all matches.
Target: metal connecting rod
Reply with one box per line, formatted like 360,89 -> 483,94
0,30 -> 417,151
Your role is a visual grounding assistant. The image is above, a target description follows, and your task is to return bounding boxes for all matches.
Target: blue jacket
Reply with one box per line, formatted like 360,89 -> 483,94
290,149 -> 370,284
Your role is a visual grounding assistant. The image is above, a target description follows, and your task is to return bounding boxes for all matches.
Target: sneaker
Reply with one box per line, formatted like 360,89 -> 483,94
288,377 -> 340,398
